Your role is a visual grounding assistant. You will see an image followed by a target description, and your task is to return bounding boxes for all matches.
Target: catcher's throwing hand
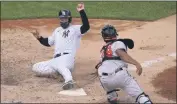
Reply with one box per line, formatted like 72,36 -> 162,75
136,63 -> 143,76
31,29 -> 41,39
77,2 -> 85,12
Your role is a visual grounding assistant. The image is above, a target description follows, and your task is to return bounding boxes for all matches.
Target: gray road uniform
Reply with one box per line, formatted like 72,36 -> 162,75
97,39 -> 152,104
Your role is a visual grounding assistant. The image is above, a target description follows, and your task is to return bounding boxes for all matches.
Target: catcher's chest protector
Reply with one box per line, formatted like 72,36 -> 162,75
100,38 -> 135,62
101,43 -> 113,58
100,42 -> 122,62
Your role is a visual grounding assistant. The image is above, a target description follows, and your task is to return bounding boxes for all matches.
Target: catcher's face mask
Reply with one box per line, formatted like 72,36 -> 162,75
101,25 -> 118,43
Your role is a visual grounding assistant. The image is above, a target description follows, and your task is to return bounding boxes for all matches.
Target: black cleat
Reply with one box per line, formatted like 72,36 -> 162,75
62,80 -> 75,90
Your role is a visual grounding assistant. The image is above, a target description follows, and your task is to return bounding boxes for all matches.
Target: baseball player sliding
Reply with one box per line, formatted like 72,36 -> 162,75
95,25 -> 153,104
31,2 -> 90,90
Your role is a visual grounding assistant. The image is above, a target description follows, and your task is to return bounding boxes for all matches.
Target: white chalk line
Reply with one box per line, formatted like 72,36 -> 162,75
168,53 -> 176,57
129,52 -> 176,70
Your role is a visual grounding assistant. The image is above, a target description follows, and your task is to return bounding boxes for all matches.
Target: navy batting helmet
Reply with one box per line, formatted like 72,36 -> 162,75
59,10 -> 72,29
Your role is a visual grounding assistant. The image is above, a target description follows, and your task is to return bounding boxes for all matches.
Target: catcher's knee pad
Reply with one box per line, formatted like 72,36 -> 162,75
136,92 -> 153,104
107,89 -> 119,104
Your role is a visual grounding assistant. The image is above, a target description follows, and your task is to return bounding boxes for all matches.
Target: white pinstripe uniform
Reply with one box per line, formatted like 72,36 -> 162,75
32,24 -> 84,83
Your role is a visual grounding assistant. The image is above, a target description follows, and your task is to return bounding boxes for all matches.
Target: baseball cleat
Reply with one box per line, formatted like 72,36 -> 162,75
108,98 -> 119,104
62,80 -> 75,90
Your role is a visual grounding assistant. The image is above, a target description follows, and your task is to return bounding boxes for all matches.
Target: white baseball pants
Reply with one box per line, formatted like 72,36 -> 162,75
98,62 -> 143,102
32,54 -> 74,83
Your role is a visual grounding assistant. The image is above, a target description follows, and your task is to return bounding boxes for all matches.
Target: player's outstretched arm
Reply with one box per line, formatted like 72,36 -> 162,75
77,2 -> 90,34
116,49 -> 142,76
31,30 -> 50,47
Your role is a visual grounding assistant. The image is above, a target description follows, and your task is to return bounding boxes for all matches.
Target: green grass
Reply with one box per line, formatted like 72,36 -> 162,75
1,1 -> 176,21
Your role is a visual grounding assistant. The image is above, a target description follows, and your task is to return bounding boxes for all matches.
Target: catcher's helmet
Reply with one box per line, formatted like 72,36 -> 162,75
59,10 -> 72,29
101,25 -> 118,42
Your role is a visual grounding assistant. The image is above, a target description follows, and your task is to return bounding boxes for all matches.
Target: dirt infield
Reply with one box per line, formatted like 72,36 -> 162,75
152,66 -> 176,101
1,15 -> 176,103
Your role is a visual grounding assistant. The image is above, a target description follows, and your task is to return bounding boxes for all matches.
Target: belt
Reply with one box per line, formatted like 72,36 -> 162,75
54,53 -> 69,58
102,57 -> 121,62
102,68 -> 123,76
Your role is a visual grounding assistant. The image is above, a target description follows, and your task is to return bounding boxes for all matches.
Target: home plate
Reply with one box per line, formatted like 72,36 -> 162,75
58,88 -> 87,96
